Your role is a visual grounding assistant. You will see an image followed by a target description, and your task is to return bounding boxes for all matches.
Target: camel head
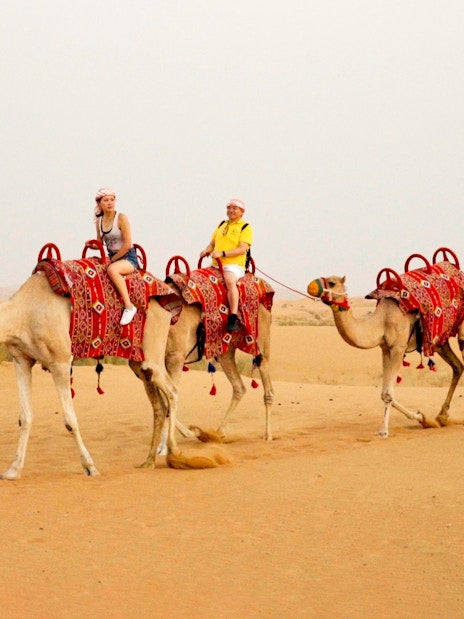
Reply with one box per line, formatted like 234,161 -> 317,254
307,276 -> 350,311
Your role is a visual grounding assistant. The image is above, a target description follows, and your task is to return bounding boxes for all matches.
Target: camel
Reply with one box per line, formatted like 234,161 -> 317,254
0,254 -> 272,478
0,269 -> 220,479
133,298 -> 274,468
307,275 -> 464,437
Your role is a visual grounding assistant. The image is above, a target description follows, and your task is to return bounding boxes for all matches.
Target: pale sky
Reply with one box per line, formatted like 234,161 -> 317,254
2,1 -> 463,298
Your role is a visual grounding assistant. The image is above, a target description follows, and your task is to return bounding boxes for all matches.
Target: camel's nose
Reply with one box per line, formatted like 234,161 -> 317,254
307,279 -> 323,297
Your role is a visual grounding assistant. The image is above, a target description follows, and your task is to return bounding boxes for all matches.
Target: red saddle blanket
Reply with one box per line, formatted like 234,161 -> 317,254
367,261 -> 464,356
34,258 -> 179,362
168,268 -> 274,358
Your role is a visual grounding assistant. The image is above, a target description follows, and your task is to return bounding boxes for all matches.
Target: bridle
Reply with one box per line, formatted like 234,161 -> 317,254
318,277 -> 350,311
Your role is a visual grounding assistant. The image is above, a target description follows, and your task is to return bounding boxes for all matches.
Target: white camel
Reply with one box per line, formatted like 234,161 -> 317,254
307,275 -> 464,437
0,269 -> 220,479
132,299 -> 274,467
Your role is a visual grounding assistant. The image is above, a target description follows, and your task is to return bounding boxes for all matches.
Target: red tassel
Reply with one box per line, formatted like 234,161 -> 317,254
97,386 -> 104,395
396,375 -> 402,383
251,379 -> 259,389
182,365 -> 189,372
71,388 -> 75,399
402,360 -> 410,367
416,363 -> 425,369
209,384 -> 217,396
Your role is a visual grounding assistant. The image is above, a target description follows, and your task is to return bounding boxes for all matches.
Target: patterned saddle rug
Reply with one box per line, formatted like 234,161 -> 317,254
367,261 -> 464,356
167,268 -> 274,359
34,257 -> 179,362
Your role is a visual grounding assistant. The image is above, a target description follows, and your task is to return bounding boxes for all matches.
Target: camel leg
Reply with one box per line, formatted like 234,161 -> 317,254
1,355 -> 35,479
217,348 -> 246,435
434,341 -> 464,425
379,346 -> 426,436
49,361 -> 99,476
129,360 -> 180,468
159,417 -> 195,456
256,325 -> 274,441
164,349 -> 197,442
127,302 -> 183,467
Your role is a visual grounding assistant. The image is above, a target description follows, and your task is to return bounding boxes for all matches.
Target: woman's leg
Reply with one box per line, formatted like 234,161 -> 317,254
107,259 -> 135,309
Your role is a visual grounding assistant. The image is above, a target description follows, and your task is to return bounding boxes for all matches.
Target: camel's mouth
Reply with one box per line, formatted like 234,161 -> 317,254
307,278 -> 324,298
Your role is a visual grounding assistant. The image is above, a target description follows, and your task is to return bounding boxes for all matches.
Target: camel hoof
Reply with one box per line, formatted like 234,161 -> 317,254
419,414 -> 440,429
189,425 -> 225,443
84,465 -> 100,476
436,414 -> 450,427
136,460 -> 155,469
0,469 -> 21,480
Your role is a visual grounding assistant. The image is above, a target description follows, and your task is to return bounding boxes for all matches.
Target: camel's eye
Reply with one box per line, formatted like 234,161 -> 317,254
328,281 -> 335,288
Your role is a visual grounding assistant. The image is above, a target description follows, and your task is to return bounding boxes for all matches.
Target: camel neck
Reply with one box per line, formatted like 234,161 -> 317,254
331,305 -> 385,350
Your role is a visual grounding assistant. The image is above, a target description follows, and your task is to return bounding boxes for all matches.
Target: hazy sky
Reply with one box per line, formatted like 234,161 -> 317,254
2,1 -> 463,298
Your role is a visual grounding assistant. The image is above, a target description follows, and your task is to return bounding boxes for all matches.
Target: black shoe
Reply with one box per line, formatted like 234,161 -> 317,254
227,313 -> 240,332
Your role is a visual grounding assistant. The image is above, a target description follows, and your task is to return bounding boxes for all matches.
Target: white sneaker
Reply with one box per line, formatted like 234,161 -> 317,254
120,305 -> 137,326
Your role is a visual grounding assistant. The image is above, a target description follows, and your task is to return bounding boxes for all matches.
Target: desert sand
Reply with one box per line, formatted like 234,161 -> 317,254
1,298 -> 464,617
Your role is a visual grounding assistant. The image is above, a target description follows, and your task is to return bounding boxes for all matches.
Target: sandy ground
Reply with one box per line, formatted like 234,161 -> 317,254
1,299 -> 464,617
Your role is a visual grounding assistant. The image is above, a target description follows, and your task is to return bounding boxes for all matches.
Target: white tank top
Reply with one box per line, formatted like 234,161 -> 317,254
100,212 -> 123,255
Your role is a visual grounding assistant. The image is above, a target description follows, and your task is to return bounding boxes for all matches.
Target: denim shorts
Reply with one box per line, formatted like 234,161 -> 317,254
109,247 -> 139,269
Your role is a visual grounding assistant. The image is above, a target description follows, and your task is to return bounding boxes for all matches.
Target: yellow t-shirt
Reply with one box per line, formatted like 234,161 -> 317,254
211,219 -> 253,268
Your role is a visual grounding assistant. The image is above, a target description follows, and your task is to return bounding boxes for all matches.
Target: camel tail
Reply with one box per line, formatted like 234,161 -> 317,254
166,451 -> 230,470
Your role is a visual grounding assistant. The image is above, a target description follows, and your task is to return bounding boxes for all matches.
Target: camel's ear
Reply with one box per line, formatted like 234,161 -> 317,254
341,276 -> 346,284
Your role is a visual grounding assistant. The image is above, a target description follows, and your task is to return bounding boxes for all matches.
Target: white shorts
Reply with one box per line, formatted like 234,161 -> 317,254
222,264 -> 245,279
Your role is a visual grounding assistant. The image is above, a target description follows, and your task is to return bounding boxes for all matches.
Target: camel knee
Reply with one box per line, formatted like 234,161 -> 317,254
140,365 -> 171,397
381,391 -> 393,405
232,384 -> 246,400
264,393 -> 273,406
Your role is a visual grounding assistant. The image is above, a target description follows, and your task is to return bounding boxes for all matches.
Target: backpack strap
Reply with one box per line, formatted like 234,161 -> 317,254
241,223 -> 251,270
